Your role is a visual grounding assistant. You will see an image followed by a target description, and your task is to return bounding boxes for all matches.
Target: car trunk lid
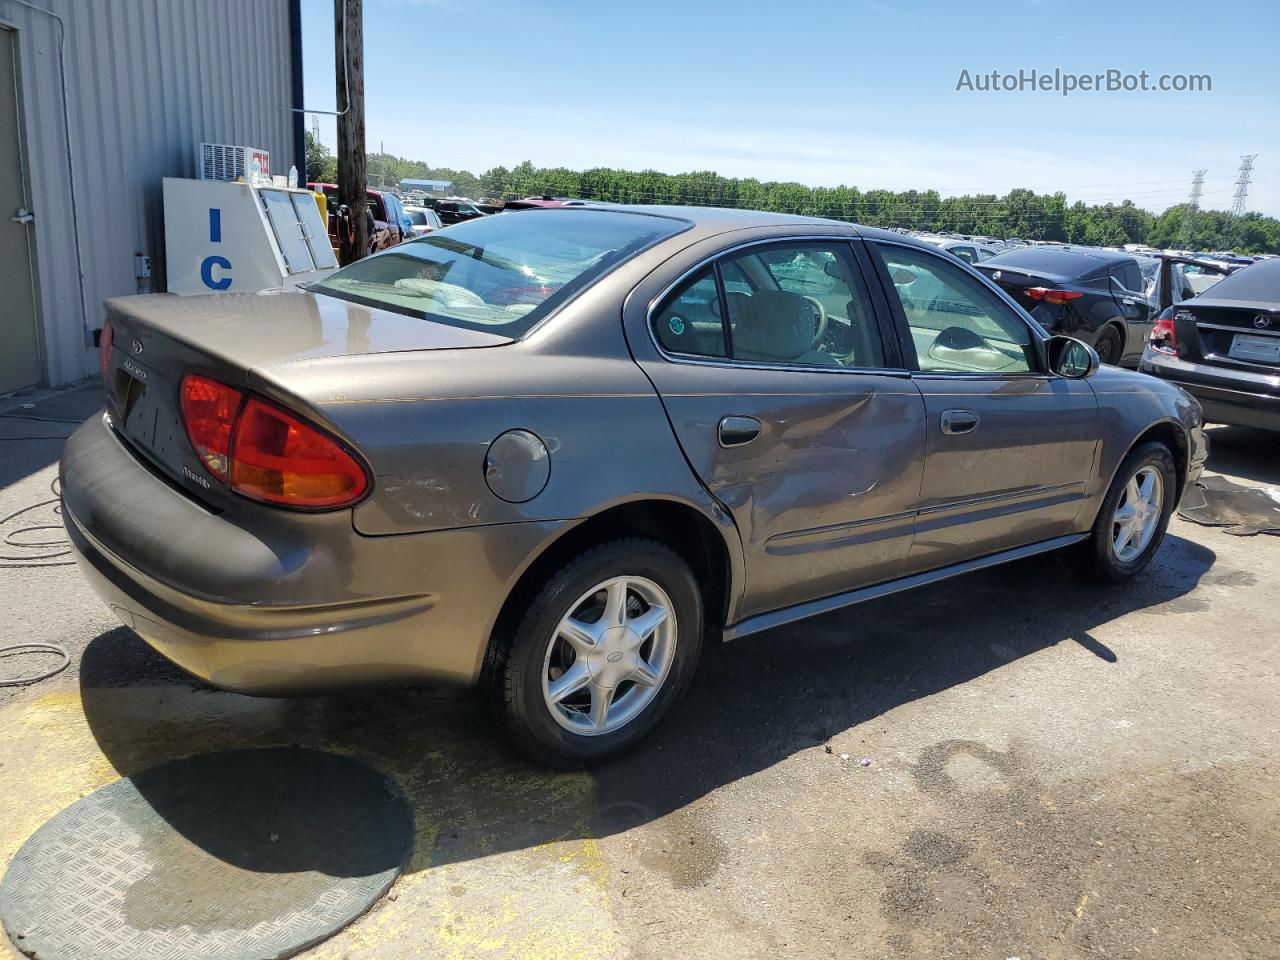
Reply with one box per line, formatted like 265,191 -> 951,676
102,291 -> 511,502
975,263 -> 1072,312
1173,298 -> 1280,369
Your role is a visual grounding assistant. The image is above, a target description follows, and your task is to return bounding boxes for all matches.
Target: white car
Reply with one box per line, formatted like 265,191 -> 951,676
404,206 -> 443,237
918,235 -> 1001,264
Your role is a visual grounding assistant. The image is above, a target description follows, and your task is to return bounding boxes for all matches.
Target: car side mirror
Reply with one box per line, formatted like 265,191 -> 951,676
891,267 -> 917,285
1047,335 -> 1099,379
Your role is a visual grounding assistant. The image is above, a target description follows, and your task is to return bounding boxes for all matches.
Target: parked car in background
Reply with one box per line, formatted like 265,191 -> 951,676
425,197 -> 487,225
976,246 -> 1152,366
1142,255 -> 1234,309
405,205 -> 444,237
920,235 -> 1001,264
1186,266 -> 1224,295
307,182 -> 406,256
1141,258 -> 1280,431
68,206 -> 1204,767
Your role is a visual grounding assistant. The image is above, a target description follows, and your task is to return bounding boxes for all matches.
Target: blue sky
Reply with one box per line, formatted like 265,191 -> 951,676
301,0 -> 1280,216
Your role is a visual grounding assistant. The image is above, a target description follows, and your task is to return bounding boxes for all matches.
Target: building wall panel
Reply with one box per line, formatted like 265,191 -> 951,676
0,0 -> 298,386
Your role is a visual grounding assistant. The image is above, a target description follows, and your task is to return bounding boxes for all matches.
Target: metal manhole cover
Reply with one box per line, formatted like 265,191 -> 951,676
1,748 -> 413,960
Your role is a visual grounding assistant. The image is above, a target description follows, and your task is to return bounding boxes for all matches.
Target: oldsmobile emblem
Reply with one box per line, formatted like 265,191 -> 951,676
131,337 -> 144,354
1254,315 -> 1272,329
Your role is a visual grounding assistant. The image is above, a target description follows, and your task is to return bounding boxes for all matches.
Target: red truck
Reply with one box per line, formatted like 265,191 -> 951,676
307,183 -> 408,257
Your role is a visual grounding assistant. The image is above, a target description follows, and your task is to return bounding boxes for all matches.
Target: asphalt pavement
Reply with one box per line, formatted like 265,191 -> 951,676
1,382 -> 1276,960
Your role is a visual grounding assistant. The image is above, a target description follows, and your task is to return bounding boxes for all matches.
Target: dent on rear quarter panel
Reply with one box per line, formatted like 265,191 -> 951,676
253,332 -> 723,537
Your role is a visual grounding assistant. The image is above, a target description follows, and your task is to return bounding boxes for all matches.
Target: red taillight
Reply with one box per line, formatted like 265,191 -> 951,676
180,374 -> 243,482
1149,307 -> 1179,356
179,373 -> 368,509
99,321 -> 114,380
1025,287 -> 1085,305
230,397 -> 368,508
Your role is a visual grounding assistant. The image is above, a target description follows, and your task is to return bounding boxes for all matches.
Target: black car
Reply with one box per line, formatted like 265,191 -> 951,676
976,247 -> 1152,366
422,197 -> 487,226
1140,258 -> 1280,431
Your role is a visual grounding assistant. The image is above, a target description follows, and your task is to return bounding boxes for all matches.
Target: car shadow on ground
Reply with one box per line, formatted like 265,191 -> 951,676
75,532 -> 1215,879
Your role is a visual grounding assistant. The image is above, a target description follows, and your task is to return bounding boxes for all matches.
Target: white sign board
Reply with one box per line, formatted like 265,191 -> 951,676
163,179 -> 336,296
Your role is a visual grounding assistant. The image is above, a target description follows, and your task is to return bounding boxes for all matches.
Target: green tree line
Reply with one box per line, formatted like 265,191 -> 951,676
306,134 -> 1279,254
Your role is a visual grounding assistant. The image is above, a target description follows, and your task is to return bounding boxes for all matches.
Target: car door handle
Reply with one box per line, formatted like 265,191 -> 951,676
940,409 -> 980,435
719,415 -> 762,448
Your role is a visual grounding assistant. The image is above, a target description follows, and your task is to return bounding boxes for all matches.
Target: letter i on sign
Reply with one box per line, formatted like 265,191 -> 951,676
200,208 -> 232,290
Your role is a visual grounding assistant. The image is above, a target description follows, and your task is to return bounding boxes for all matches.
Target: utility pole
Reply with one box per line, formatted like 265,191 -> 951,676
335,0 -> 367,264
1225,154 -> 1256,251
1180,169 -> 1206,250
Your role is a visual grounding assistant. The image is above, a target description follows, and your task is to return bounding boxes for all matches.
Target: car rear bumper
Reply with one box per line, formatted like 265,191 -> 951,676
1141,351 -> 1280,432
61,414 -> 567,695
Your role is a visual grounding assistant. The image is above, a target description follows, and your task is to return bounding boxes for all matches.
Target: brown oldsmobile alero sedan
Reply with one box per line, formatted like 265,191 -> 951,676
63,206 -> 1206,766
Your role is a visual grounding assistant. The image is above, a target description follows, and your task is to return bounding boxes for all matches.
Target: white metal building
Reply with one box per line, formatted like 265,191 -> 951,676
0,0 -> 304,393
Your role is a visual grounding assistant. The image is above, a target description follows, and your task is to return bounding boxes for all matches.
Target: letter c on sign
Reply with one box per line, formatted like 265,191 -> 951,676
200,255 -> 232,290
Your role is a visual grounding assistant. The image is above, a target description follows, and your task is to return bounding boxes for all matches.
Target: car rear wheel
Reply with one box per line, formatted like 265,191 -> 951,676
1079,441 -> 1176,582
488,539 -> 703,768
1093,325 -> 1123,365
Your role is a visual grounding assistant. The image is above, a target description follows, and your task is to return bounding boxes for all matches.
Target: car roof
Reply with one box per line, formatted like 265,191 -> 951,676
543,203 -> 938,247
981,245 -> 1136,279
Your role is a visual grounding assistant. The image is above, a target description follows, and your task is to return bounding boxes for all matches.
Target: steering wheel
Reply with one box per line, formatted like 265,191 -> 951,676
803,296 -> 828,350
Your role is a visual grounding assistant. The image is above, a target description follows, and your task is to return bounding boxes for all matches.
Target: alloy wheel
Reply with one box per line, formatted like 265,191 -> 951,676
1112,465 -> 1164,562
541,576 -> 678,736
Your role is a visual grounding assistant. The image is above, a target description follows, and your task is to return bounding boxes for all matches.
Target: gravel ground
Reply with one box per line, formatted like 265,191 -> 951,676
1,383 -> 1277,960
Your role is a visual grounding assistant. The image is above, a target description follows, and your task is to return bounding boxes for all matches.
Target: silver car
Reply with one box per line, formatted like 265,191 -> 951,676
64,207 -> 1206,766
404,205 -> 443,237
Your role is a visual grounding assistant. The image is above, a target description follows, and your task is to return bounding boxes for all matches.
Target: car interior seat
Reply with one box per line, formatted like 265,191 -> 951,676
731,290 -> 835,366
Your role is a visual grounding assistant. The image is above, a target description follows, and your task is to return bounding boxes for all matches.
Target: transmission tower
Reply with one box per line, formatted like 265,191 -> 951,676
1225,154 -> 1257,249
310,114 -> 321,143
1180,168 -> 1206,249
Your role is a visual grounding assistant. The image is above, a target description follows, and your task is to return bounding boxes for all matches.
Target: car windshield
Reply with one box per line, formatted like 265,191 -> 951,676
312,210 -> 688,336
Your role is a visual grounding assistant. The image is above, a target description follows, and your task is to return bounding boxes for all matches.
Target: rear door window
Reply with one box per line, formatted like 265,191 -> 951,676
650,243 -> 889,369
720,244 -> 887,369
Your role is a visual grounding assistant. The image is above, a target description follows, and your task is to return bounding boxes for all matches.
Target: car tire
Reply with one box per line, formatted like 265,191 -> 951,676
1079,441 -> 1177,583
487,538 -> 703,769
1093,325 -> 1123,365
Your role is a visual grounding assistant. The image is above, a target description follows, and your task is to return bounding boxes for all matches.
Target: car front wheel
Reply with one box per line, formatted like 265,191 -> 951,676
488,539 -> 703,768
1080,441 -> 1176,582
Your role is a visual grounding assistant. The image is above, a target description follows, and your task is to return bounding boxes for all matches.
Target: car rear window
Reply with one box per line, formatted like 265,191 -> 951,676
313,210 -> 687,336
1196,259 -> 1280,302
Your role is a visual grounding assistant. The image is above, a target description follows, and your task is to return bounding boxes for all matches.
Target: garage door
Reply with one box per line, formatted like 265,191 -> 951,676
0,27 -> 40,395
